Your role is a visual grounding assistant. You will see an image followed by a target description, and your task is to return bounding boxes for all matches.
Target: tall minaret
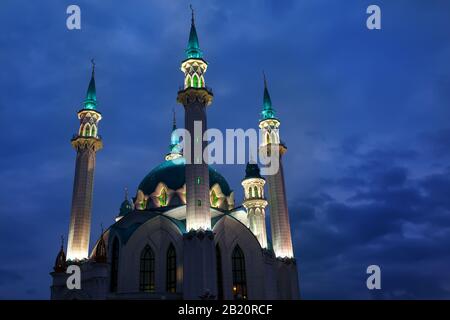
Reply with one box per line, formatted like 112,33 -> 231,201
178,7 -> 217,300
259,74 -> 294,258
177,7 -> 213,231
67,61 -> 103,261
241,162 -> 268,249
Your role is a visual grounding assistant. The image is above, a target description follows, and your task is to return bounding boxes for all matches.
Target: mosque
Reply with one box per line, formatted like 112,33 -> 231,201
50,9 -> 300,300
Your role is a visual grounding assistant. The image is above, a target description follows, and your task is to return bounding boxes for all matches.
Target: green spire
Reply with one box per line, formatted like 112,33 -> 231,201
83,59 -> 97,110
261,72 -> 277,120
185,5 -> 203,59
166,110 -> 182,160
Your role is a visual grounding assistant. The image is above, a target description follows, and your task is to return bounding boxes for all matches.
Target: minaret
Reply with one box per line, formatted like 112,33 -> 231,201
177,6 -> 213,231
66,61 -> 103,261
178,7 -> 217,300
165,110 -> 183,161
259,74 -> 294,258
241,163 -> 268,249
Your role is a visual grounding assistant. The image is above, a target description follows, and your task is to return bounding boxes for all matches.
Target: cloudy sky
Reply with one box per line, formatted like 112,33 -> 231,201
1,0 -> 450,299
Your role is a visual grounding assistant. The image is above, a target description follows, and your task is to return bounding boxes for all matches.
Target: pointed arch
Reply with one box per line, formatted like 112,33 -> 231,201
185,75 -> 192,88
166,243 -> 177,293
200,75 -> 205,87
193,74 -> 199,88
253,186 -> 258,198
139,245 -> 155,292
83,123 -> 91,137
90,124 -> 97,137
265,132 -> 271,144
231,245 -> 247,299
110,237 -> 120,292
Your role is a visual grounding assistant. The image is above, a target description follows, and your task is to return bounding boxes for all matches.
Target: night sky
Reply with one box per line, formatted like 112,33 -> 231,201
1,0 -> 450,299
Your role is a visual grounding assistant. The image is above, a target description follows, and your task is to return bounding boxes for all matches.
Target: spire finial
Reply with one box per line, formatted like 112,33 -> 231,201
60,235 -> 64,249
91,58 -> 96,76
263,70 -> 267,88
190,4 -> 194,24
100,223 -> 104,234
172,108 -> 177,130
124,187 -> 128,200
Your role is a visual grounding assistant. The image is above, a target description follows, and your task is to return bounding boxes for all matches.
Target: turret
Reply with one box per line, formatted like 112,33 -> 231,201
241,163 -> 268,249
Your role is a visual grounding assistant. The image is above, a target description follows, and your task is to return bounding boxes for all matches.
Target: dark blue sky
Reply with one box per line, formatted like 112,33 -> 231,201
1,0 -> 450,299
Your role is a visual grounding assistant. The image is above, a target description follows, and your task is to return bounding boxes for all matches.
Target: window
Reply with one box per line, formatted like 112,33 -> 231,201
91,125 -> 97,137
140,245 -> 155,292
166,244 -> 176,293
110,238 -> 119,292
197,200 -> 202,207
157,188 -> 168,207
193,74 -> 199,88
185,75 -> 191,88
254,186 -> 258,198
216,244 -> 224,300
196,177 -> 202,185
232,245 -> 247,299
211,189 -> 219,207
84,124 -> 91,137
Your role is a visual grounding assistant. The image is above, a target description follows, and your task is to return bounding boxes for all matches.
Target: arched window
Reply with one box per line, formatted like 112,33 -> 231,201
249,188 -> 253,198
216,244 -> 224,300
185,75 -> 191,88
84,124 -> 91,137
232,245 -> 247,299
254,186 -> 258,198
90,125 -> 97,137
158,188 -> 168,207
166,244 -> 176,293
110,238 -> 119,292
140,245 -> 155,292
231,245 -> 247,299
266,132 -> 271,144
193,74 -> 199,88
200,76 -> 204,87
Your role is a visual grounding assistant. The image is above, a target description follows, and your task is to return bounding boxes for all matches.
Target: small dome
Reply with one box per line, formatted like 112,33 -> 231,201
120,199 -> 132,215
244,162 -> 263,179
138,157 -> 232,196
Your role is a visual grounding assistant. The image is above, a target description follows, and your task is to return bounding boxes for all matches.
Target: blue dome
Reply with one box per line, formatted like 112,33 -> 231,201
138,157 -> 232,196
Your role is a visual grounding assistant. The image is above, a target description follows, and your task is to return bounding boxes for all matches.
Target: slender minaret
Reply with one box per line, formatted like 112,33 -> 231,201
67,61 -> 103,260
241,163 -> 268,249
178,7 -> 217,300
259,74 -> 294,258
177,7 -> 213,231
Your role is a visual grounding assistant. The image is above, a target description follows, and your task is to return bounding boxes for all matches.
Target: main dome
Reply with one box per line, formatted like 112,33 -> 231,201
138,157 -> 232,196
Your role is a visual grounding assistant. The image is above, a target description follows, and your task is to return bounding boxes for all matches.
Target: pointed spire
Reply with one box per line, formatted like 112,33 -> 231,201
172,108 -> 177,131
261,72 -> 276,120
53,235 -> 67,273
166,110 -> 182,160
119,187 -> 132,216
83,59 -> 97,110
185,5 -> 203,59
94,226 -> 107,263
